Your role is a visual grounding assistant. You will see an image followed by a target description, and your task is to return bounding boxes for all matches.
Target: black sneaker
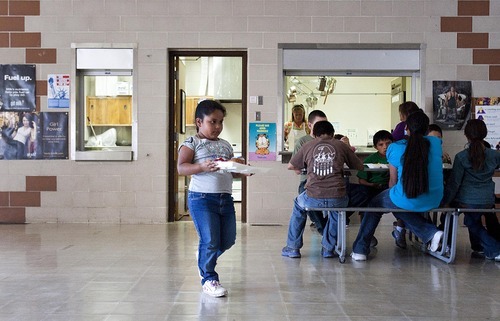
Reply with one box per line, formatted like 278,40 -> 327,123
485,253 -> 500,262
392,228 -> 407,249
471,250 -> 485,259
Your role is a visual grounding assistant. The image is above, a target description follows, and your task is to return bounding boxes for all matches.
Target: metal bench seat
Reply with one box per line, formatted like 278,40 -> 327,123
304,207 -> 497,264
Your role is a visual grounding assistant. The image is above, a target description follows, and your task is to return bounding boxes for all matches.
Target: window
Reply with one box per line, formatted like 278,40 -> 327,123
279,44 -> 422,153
71,46 -> 137,161
283,75 -> 412,148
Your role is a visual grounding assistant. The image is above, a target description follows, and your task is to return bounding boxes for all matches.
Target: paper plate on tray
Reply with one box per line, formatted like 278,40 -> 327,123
365,163 -> 388,169
215,161 -> 271,175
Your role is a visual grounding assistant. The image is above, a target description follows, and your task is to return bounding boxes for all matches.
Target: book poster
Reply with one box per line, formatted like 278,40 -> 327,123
42,112 -> 69,159
48,74 -> 70,108
474,97 -> 500,150
0,112 -> 68,160
432,80 -> 472,130
249,122 -> 276,161
0,64 -> 36,112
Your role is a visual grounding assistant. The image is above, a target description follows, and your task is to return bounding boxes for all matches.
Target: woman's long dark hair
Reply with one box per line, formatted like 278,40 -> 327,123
402,110 -> 430,198
464,119 -> 487,170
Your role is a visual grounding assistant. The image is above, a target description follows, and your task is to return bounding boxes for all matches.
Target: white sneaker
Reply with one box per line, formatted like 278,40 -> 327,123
429,231 -> 443,252
351,252 -> 367,261
202,280 -> 228,297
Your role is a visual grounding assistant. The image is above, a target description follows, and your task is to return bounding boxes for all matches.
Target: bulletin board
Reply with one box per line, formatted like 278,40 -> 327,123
473,97 -> 500,149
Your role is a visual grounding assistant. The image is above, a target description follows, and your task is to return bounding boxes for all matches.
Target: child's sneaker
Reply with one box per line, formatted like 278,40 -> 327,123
471,250 -> 485,259
202,280 -> 227,297
321,246 -> 335,258
485,253 -> 500,262
350,252 -> 367,261
429,231 -> 443,252
282,246 -> 301,258
391,228 -> 407,249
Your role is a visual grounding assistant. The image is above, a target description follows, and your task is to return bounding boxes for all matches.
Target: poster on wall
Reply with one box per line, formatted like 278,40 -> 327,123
0,111 -> 42,159
0,112 -> 68,160
432,80 -> 472,130
47,74 -> 70,108
248,123 -> 276,161
473,97 -> 500,150
248,122 -> 276,161
0,64 -> 36,112
42,112 -> 69,159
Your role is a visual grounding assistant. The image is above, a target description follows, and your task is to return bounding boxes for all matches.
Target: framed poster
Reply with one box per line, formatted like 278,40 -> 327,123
432,81 -> 472,130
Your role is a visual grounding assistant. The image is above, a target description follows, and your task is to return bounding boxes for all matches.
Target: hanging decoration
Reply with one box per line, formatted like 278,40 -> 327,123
286,76 -> 337,107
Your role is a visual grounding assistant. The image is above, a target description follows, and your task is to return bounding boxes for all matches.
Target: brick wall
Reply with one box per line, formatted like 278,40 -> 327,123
0,0 -> 498,224
0,1 -> 55,223
0,176 -> 56,223
441,0 -> 499,80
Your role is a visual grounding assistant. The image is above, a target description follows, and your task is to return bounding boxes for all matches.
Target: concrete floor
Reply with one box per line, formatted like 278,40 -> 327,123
0,221 -> 498,320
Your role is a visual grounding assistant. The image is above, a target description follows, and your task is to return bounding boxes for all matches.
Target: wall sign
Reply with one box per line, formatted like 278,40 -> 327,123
42,112 -> 69,159
0,112 -> 68,160
473,97 -> 500,150
249,122 -> 276,161
48,74 -> 70,108
0,64 -> 36,112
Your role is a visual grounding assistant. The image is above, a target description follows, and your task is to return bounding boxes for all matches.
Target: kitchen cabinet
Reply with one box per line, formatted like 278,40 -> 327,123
185,97 -> 198,126
185,96 -> 213,126
86,96 -> 132,126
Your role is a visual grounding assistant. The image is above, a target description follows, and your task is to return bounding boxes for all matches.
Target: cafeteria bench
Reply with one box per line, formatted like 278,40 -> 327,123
304,206 -> 498,264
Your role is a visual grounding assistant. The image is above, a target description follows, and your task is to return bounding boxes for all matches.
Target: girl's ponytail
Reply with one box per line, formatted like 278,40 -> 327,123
402,110 -> 430,198
464,119 -> 487,170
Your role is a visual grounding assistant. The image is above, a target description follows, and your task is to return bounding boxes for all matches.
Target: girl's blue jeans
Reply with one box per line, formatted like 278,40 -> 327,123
188,191 -> 236,285
457,202 -> 500,258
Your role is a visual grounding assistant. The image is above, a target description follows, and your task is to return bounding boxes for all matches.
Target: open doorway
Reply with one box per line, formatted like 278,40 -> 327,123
167,50 -> 247,222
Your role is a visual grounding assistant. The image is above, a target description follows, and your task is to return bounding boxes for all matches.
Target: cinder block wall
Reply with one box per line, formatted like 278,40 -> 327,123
0,0 -> 498,224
